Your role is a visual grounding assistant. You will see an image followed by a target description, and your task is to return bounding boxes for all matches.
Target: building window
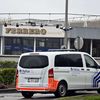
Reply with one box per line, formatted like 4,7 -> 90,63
36,38 -> 46,51
81,39 -> 90,54
22,38 -> 34,52
36,38 -> 62,51
5,37 -> 13,54
12,38 -> 22,55
46,38 -> 60,49
37,38 -> 45,47
39,41 -> 45,47
4,37 -> 34,55
92,40 -> 100,57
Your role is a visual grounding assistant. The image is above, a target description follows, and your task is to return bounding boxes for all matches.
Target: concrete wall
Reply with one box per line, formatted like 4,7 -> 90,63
0,55 -> 20,62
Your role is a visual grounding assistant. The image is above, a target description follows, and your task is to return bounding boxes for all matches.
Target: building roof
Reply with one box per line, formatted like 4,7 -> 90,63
1,17 -> 100,28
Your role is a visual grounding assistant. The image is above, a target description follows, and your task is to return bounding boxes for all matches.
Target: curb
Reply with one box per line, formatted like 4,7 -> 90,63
0,88 -> 17,93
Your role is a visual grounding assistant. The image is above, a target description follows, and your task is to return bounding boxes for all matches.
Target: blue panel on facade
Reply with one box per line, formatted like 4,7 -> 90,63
36,47 -> 48,51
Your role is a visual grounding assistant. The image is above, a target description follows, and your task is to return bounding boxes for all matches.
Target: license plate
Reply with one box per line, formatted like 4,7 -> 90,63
27,78 -> 39,83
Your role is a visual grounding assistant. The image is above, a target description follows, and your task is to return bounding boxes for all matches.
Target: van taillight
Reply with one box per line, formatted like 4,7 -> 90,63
16,69 -> 18,78
48,68 -> 54,78
15,69 -> 18,87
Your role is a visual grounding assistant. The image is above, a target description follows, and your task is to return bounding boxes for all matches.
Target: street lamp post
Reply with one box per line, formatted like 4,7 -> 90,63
64,0 -> 68,49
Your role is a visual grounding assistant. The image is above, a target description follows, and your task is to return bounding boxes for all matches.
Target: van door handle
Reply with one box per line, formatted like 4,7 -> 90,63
81,68 -> 84,71
87,69 -> 90,71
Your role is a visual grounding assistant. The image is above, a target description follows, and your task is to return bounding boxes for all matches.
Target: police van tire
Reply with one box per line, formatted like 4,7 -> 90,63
21,91 -> 34,98
54,82 -> 67,97
97,89 -> 100,94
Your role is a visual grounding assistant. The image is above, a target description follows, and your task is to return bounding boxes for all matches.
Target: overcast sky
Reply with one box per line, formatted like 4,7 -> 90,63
0,0 -> 100,19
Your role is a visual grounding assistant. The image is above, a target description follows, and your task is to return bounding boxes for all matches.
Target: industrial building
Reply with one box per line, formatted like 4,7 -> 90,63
0,17 -> 100,62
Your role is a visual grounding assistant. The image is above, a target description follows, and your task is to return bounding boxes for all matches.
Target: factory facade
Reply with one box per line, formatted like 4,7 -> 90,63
0,24 -> 100,57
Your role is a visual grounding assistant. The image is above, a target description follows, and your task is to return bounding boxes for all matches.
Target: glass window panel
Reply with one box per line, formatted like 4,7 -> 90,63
84,54 -> 97,68
55,54 -> 83,67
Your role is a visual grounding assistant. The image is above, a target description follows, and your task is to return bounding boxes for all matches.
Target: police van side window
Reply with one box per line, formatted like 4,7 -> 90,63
84,54 -> 97,68
55,54 -> 83,67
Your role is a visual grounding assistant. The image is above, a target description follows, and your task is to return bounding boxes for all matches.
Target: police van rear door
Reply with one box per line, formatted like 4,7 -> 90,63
18,53 -> 49,88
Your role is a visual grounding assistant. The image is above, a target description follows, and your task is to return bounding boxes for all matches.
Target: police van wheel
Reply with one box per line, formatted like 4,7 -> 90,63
97,89 -> 100,94
54,82 -> 67,97
21,91 -> 34,98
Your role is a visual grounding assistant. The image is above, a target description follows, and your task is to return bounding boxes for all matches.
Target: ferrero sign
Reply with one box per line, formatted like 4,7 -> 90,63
5,28 -> 47,35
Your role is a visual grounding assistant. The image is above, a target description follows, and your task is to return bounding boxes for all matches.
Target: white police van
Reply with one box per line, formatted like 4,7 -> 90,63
16,50 -> 100,98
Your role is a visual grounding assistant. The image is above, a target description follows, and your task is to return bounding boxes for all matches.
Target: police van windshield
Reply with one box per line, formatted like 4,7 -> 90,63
19,55 -> 48,68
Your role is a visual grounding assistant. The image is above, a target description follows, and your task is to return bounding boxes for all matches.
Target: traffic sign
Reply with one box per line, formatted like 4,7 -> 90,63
74,36 -> 84,50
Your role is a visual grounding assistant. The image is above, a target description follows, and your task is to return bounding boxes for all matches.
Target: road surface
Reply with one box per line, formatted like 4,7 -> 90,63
0,91 -> 98,100
0,93 -> 56,100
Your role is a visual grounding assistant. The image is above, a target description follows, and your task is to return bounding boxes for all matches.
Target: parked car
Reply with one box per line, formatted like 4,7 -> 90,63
16,50 -> 100,98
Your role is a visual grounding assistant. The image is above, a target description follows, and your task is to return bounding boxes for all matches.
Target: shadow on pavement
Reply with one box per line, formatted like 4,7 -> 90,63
18,94 -> 56,100
67,90 -> 97,97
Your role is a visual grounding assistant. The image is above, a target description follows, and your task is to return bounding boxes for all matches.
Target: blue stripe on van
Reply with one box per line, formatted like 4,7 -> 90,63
93,72 -> 100,87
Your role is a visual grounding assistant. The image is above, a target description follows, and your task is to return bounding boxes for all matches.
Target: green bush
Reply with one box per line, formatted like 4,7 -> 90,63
0,61 -> 17,87
0,68 -> 16,85
0,75 -> 3,84
0,61 -> 17,68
